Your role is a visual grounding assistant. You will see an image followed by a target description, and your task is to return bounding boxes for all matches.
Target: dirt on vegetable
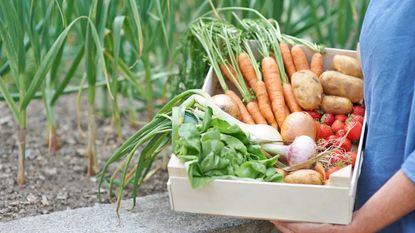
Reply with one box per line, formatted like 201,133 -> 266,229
0,94 -> 169,222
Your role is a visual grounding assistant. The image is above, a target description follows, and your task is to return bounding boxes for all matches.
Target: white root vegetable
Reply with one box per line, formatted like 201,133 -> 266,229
192,95 -> 283,144
261,135 -> 317,166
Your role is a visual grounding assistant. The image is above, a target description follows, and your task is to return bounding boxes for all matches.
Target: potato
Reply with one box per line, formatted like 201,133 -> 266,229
320,71 -> 364,103
321,95 -> 353,114
276,168 -> 288,178
313,162 -> 326,181
284,169 -> 323,185
291,70 -> 323,110
333,55 -> 363,78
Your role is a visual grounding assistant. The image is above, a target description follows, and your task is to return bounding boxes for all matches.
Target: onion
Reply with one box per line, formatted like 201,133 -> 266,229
281,112 -> 316,143
261,135 -> 317,166
212,94 -> 241,120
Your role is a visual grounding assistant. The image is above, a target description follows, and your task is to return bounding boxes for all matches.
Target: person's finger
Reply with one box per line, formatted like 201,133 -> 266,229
270,220 -> 294,233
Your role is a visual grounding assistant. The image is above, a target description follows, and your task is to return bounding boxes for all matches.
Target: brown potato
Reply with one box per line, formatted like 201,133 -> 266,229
284,169 -> 323,185
314,162 -> 326,181
276,168 -> 288,178
291,70 -> 323,110
320,71 -> 364,103
333,55 -> 363,78
321,95 -> 353,115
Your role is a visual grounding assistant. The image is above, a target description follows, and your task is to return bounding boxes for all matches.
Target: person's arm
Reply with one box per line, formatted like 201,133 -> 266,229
346,169 -> 415,232
272,166 -> 415,233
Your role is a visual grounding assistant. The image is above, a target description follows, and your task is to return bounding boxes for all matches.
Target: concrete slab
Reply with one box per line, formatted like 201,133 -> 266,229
0,193 -> 278,233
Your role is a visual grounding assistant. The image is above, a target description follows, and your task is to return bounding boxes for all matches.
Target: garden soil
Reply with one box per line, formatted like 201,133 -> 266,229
0,95 -> 169,222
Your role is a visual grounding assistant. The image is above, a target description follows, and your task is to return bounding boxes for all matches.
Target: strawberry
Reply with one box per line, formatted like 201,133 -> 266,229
331,120 -> 345,133
335,114 -> 348,122
321,113 -> 335,126
329,149 -> 348,166
306,110 -> 321,120
352,105 -> 365,116
315,121 -> 321,139
326,166 -> 343,178
318,124 -> 333,139
348,114 -> 364,125
338,137 -> 352,151
346,151 -> 357,167
344,121 -> 363,142
336,129 -> 346,137
327,135 -> 352,152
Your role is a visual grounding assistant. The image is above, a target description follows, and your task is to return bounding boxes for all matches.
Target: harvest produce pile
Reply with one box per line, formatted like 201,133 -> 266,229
99,9 -> 364,212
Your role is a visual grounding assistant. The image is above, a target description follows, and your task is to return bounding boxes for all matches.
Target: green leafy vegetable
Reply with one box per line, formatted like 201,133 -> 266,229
174,107 -> 282,188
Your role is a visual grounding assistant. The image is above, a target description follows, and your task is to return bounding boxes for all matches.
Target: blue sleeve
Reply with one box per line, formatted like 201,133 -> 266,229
402,152 -> 415,183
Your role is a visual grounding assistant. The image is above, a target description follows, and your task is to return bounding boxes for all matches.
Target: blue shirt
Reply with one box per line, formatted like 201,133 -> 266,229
358,0 -> 415,232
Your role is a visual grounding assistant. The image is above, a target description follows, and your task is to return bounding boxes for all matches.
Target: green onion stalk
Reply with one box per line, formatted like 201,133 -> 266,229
98,89 -> 209,214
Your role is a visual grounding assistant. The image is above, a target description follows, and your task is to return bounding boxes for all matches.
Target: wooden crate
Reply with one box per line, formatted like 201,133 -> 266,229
167,47 -> 364,224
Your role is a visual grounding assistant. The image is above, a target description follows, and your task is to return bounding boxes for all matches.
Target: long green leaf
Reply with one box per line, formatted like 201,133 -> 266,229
0,78 -> 19,121
21,16 -> 109,109
51,46 -> 85,104
127,0 -> 143,57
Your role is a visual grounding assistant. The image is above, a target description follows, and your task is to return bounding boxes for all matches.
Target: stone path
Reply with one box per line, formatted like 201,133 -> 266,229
0,193 -> 278,233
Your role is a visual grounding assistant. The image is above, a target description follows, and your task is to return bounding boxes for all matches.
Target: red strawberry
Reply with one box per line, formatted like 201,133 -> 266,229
352,105 -> 365,116
306,110 -> 321,120
321,113 -> 335,126
315,121 -> 321,139
348,114 -> 364,125
336,129 -> 346,137
329,149 -> 348,165
344,121 -> 363,142
327,135 -> 352,152
338,137 -> 352,151
335,114 -> 348,122
318,124 -> 333,139
331,120 -> 345,133
346,151 -> 357,167
327,166 -> 343,178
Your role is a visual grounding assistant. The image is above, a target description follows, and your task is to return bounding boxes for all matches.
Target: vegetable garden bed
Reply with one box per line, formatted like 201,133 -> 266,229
0,95 -> 168,222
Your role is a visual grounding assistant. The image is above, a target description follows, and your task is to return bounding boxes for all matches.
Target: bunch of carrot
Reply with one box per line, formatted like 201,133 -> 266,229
190,17 -> 325,132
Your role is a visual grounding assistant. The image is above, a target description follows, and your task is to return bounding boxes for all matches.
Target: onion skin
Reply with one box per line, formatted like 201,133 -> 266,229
281,112 -> 316,143
287,135 -> 317,166
261,135 -> 317,166
212,94 -> 241,120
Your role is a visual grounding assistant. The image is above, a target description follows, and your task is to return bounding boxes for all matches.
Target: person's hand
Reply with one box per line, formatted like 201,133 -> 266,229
271,220 -> 347,233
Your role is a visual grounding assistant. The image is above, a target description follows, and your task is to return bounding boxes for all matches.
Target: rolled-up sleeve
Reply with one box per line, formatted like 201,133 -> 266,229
402,152 -> 415,183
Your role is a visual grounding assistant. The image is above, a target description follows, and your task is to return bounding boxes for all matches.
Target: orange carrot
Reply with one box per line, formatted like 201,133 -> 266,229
246,100 -> 267,125
261,57 -> 288,128
220,63 -> 237,84
310,53 -> 324,77
284,104 -> 290,116
282,83 -> 302,112
291,45 -> 310,71
239,53 -> 278,129
280,43 -> 297,79
220,63 -> 250,89
254,81 -> 279,129
225,90 -> 255,125
238,53 -> 257,87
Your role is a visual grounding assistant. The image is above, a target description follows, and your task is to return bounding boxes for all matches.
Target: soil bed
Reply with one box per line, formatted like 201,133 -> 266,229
0,94 -> 169,222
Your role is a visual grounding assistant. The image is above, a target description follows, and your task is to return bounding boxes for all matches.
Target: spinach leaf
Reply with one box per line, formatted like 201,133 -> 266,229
178,123 -> 201,153
174,112 -> 283,189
